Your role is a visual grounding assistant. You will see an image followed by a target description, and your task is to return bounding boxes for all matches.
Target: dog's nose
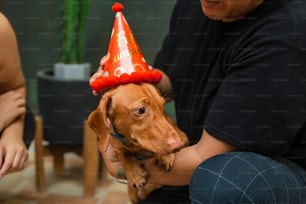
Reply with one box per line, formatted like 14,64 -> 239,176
167,131 -> 184,152
167,141 -> 185,152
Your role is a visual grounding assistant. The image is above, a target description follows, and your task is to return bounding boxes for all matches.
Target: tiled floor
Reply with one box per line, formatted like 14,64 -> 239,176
0,143 -> 131,204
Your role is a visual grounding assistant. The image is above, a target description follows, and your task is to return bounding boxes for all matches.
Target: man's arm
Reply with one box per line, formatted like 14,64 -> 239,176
143,130 -> 236,186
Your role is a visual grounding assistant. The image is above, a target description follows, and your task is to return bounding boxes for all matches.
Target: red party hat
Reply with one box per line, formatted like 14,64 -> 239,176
90,2 -> 162,92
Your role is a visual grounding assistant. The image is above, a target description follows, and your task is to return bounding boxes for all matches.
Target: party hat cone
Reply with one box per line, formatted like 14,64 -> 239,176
90,2 -> 162,92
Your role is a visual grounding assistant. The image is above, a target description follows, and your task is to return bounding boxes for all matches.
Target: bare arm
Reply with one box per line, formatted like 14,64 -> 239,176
101,129 -> 236,187
143,130 -> 236,186
0,12 -> 28,178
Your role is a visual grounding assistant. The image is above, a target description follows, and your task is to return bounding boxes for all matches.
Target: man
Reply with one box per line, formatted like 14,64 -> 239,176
91,0 -> 306,203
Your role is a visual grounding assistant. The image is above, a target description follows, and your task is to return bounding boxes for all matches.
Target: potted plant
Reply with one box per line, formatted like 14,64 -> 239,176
37,0 -> 98,145
54,0 -> 91,80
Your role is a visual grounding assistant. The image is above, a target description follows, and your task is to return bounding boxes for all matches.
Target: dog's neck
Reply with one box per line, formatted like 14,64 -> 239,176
110,123 -> 154,160
110,123 -> 132,147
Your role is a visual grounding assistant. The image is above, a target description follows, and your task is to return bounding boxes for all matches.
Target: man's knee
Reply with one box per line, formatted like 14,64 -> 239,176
190,152 -> 251,203
190,151 -> 306,203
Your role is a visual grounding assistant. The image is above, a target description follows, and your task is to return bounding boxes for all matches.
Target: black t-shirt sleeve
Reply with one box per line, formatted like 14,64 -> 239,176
204,39 -> 306,156
153,0 -> 181,72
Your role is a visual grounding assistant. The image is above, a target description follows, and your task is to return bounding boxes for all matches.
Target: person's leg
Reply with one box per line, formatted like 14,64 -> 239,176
190,151 -> 306,204
23,106 -> 35,148
137,185 -> 190,204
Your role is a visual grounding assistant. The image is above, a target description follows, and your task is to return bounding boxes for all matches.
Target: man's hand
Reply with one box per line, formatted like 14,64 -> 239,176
89,55 -> 108,96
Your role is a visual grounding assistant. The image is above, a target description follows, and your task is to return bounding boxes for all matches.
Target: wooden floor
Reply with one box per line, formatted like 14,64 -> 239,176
0,143 -> 131,204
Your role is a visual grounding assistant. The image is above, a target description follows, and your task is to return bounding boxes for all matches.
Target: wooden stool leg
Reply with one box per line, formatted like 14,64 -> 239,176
34,116 -> 45,192
83,121 -> 99,197
53,151 -> 65,174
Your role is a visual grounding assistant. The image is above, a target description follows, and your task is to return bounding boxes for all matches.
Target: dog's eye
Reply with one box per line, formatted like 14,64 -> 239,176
136,107 -> 146,115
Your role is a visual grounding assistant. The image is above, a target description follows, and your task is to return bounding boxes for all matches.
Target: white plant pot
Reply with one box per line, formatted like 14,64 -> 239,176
54,62 -> 91,80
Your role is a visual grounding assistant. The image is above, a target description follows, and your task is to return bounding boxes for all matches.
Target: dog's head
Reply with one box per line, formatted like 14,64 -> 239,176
88,83 -> 188,155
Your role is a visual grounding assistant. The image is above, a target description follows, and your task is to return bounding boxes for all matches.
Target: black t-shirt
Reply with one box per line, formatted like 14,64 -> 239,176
154,0 -> 306,159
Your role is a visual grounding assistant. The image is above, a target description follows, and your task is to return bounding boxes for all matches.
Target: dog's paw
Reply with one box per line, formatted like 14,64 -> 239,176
128,186 -> 139,204
138,183 -> 162,200
126,166 -> 149,189
154,153 -> 175,171
137,189 -> 148,201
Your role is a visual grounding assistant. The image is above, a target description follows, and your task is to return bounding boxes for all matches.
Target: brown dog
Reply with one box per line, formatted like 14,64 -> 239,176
88,83 -> 189,203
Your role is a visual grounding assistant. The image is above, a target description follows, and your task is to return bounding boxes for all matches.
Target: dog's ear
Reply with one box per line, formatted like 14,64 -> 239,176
142,83 -> 165,106
88,92 -> 112,152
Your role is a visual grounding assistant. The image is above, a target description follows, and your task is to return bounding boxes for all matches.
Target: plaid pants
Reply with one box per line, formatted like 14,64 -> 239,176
190,151 -> 306,204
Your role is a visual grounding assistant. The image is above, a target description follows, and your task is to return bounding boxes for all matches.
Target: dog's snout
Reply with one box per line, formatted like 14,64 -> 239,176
166,131 -> 185,152
167,141 -> 185,152
167,130 -> 179,138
